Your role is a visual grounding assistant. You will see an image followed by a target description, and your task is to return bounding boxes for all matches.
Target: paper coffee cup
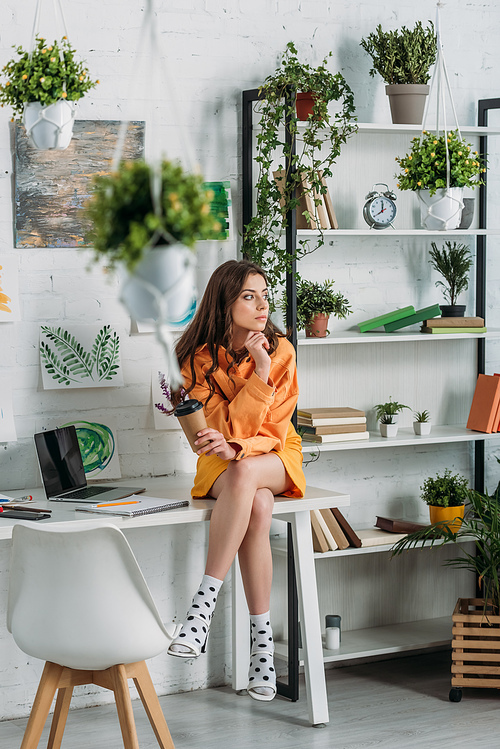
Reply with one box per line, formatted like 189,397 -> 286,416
174,399 -> 211,453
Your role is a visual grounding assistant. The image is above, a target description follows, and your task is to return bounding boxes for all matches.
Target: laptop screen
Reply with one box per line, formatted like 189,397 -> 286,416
34,426 -> 87,496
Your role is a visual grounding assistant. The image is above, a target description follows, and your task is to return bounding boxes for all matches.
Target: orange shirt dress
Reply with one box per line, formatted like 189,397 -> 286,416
182,336 -> 306,499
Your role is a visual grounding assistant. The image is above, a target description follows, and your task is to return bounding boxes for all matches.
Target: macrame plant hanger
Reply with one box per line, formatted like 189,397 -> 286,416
113,0 -> 198,389
25,0 -> 76,148
418,1 -> 464,229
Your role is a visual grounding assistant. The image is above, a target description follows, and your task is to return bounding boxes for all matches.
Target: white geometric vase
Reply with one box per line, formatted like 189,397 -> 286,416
23,100 -> 77,150
417,188 -> 464,231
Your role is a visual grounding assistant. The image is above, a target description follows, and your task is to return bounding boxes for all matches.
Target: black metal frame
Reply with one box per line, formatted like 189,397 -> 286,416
242,87 -> 300,701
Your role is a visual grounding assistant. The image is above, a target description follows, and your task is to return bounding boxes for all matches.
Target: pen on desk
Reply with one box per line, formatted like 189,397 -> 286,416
13,495 -> 33,502
95,500 -> 140,508
6,505 -> 51,514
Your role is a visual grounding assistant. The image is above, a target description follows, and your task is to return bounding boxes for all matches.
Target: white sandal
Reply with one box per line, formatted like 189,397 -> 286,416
247,649 -> 277,701
167,612 -> 210,659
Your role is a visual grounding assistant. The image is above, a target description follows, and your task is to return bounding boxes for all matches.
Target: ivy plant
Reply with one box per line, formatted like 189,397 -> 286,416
243,41 -> 357,289
420,468 -> 469,508
360,21 -> 437,85
428,241 -> 473,307
0,36 -> 97,117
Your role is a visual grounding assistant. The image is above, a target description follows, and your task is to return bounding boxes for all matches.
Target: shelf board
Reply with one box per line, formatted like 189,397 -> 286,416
297,328 -> 500,345
301,425 -> 500,453
353,122 -> 500,136
271,535 -> 474,559
296,228 -> 499,237
274,616 -> 452,664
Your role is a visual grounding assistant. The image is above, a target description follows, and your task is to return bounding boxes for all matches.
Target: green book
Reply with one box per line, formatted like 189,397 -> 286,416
384,304 -> 442,332
358,306 -> 415,333
421,326 -> 487,334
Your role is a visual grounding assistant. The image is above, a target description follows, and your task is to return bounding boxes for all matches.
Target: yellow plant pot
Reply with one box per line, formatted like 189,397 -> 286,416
428,504 -> 465,532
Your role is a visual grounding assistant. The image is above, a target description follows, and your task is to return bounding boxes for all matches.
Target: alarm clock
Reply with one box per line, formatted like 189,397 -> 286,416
363,183 -> 397,229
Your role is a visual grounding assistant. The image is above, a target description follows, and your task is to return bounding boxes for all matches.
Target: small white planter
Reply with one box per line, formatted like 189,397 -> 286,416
417,187 -> 464,231
380,422 -> 398,438
413,421 -> 432,436
23,99 -> 77,150
120,243 -> 196,326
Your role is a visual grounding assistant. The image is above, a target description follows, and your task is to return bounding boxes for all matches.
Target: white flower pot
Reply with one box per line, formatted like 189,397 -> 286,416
413,421 -> 432,435
120,243 -> 196,326
417,188 -> 464,231
23,100 -> 77,150
380,422 -> 398,438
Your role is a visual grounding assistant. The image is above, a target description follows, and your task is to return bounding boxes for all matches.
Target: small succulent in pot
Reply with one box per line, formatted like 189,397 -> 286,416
413,409 -> 431,435
374,397 -> 410,422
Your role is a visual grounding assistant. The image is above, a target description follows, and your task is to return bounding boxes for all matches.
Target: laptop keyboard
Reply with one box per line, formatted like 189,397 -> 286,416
64,486 -> 112,500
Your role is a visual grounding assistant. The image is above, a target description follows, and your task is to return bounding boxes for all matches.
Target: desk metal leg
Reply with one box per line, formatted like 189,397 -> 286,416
231,554 -> 249,692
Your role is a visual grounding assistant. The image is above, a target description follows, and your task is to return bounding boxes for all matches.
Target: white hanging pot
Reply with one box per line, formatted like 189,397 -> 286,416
23,99 -> 77,150
417,187 -> 464,231
120,243 -> 196,326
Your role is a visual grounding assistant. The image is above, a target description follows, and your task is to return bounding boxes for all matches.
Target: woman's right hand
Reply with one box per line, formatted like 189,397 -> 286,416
195,427 -> 237,460
244,331 -> 271,383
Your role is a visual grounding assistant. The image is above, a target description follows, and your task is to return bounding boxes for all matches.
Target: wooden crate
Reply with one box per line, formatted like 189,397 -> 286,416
452,598 -> 500,690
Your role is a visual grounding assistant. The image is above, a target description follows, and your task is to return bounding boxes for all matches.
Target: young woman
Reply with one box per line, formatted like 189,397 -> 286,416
167,259 -> 305,702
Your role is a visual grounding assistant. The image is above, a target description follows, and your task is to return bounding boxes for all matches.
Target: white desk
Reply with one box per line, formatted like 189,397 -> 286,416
1,476 -> 350,727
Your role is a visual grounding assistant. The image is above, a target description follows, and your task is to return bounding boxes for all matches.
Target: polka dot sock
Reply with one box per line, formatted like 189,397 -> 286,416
247,611 -> 276,699
169,574 -> 222,656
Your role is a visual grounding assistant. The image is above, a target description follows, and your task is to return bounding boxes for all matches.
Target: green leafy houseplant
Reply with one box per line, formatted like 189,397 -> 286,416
420,468 -> 469,508
428,241 -> 473,308
243,41 -> 357,289
0,36 -> 97,117
282,278 -> 352,332
395,129 -> 485,195
374,398 -> 409,423
85,160 -> 220,272
413,409 -> 431,423
360,21 -> 437,85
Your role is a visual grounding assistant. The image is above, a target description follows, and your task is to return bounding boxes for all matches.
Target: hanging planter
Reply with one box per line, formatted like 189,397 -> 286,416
418,186 -> 464,231
23,98 -> 77,150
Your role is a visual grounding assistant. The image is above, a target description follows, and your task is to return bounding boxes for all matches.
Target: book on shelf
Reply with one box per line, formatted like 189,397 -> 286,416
423,317 -> 485,328
313,509 -> 338,550
297,406 -> 365,423
302,431 -> 369,444
308,174 -> 330,229
331,507 -> 362,548
310,510 -> 330,553
421,326 -> 487,334
358,306 -> 415,333
318,170 -> 338,229
320,508 -> 350,549
384,304 -> 442,332
301,423 -> 367,435
466,373 -> 500,434
492,373 -> 500,432
273,169 -> 316,230
356,528 -> 407,547
375,516 -> 428,534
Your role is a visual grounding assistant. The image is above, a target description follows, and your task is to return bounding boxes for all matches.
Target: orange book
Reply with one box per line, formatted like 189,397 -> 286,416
466,374 -> 500,433
493,374 -> 500,432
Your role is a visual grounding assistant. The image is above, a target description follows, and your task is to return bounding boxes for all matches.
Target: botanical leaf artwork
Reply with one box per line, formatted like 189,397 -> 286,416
39,324 -> 123,389
61,419 -> 121,479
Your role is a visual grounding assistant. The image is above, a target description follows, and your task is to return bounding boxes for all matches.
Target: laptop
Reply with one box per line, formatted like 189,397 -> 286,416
34,426 -> 145,502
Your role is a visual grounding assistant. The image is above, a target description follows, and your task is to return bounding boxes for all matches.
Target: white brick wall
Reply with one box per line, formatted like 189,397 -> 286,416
0,0 -> 499,719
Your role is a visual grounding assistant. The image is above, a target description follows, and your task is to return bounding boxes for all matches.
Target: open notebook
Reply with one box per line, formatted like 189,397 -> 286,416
75,495 -> 189,516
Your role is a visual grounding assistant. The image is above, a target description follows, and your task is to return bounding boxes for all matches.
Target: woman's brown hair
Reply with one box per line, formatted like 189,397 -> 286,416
173,259 -> 284,406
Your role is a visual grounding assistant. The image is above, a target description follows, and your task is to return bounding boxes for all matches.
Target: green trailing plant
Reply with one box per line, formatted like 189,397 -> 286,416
85,159 -> 220,272
40,325 -> 120,386
360,21 -> 437,85
374,397 -> 409,422
420,468 -> 469,508
0,36 -> 98,117
280,278 -> 352,331
243,41 -> 357,289
428,241 -> 473,307
413,409 -> 431,423
391,477 -> 500,611
395,129 -> 485,195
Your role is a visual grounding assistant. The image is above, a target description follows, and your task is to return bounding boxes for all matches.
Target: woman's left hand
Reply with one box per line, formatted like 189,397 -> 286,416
195,427 -> 237,460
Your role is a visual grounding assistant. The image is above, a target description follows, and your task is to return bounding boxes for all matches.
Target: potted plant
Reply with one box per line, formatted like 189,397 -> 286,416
360,21 -> 437,124
85,159 -> 220,326
0,35 -> 98,149
282,278 -> 352,338
374,398 -> 409,437
243,41 -> 357,289
413,409 -> 432,435
395,129 -> 485,230
419,468 -> 469,529
428,241 -> 473,317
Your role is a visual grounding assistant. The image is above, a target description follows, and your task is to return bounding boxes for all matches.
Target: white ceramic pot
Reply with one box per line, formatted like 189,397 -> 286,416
417,188 -> 464,231
413,422 -> 432,435
380,422 -> 398,438
120,243 -> 196,326
23,99 -> 77,150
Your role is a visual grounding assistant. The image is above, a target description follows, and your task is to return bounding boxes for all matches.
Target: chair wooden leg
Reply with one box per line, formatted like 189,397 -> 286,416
111,664 -> 140,749
47,685 -> 73,749
20,662 -> 64,749
132,661 -> 175,749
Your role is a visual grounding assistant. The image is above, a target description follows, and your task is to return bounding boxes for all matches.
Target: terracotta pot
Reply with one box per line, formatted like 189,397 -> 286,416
296,92 -> 316,121
305,313 -> 329,338
428,504 -> 465,532
385,84 -> 429,125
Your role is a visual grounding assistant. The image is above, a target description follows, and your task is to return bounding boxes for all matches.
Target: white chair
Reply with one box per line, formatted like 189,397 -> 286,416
7,521 -> 176,749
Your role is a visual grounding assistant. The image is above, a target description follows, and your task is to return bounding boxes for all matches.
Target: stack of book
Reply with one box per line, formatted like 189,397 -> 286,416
273,169 -> 338,230
298,407 -> 368,444
358,304 -> 442,333
421,316 -> 486,334
310,511 -> 428,552
466,373 -> 500,433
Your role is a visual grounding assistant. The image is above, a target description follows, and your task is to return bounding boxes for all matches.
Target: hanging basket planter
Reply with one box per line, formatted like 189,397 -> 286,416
417,187 -> 464,231
23,99 -> 77,150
